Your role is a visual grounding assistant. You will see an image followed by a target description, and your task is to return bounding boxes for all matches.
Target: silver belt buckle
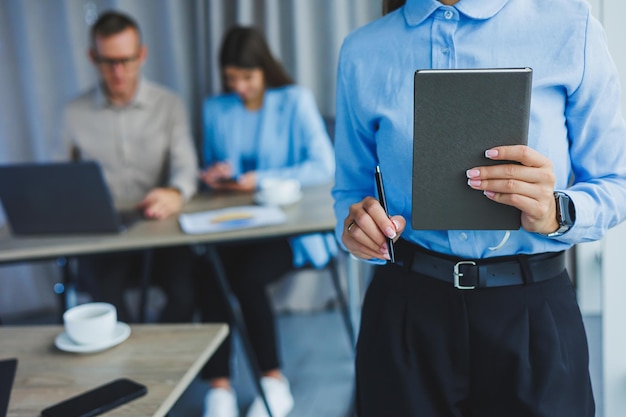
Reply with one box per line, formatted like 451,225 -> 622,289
454,260 -> 477,290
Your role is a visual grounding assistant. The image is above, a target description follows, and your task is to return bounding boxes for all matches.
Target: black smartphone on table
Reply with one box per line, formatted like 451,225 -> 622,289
40,378 -> 147,417
0,358 -> 18,417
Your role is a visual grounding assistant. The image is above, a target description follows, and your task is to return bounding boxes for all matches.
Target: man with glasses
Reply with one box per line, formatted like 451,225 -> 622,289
62,11 -> 199,323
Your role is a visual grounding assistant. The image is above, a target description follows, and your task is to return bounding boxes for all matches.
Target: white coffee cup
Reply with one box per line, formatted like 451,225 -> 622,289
63,302 -> 117,345
257,178 -> 301,206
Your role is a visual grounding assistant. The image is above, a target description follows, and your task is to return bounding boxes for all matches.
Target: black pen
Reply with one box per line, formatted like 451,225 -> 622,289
375,165 -> 395,263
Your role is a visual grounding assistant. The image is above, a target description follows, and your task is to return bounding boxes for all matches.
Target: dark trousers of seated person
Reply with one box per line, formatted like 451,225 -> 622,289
197,239 -> 293,379
77,246 -> 196,323
355,261 -> 595,417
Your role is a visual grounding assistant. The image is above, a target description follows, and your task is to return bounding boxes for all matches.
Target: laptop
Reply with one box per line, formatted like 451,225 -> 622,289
0,358 -> 17,417
0,161 -> 142,235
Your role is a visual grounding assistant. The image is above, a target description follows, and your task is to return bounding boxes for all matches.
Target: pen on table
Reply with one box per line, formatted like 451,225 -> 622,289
375,165 -> 395,263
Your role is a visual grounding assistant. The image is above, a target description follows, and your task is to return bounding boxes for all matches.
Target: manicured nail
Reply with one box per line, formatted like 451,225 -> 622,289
484,190 -> 495,198
467,179 -> 481,187
485,149 -> 499,158
392,219 -> 401,230
466,169 -> 480,178
385,226 -> 397,239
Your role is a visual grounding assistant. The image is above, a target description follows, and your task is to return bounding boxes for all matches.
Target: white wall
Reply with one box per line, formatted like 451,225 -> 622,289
600,0 -> 626,411
578,1 -> 626,416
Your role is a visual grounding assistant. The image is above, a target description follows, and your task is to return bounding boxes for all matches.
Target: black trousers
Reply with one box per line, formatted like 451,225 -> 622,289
197,239 -> 294,379
356,262 -> 595,417
77,246 -> 196,323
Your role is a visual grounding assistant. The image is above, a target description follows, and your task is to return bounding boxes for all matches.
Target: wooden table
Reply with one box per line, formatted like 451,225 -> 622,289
1,323 -> 228,417
0,184 -> 336,262
0,184 -> 354,417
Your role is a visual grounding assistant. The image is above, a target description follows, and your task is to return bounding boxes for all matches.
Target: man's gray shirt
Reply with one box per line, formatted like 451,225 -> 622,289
63,79 -> 198,207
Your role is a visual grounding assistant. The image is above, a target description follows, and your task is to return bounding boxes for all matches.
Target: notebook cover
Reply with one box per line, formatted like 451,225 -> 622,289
412,68 -> 532,230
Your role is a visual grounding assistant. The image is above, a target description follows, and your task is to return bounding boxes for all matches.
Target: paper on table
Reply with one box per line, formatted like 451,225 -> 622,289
178,205 -> 287,234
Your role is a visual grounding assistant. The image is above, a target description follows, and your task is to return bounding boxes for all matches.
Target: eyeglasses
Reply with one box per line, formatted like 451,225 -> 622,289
94,54 -> 140,69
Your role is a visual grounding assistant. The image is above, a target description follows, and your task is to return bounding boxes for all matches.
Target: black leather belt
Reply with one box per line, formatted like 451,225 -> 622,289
394,239 -> 566,289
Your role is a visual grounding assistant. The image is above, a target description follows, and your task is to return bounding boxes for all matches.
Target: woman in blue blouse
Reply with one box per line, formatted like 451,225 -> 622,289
333,0 -> 626,416
198,26 -> 335,417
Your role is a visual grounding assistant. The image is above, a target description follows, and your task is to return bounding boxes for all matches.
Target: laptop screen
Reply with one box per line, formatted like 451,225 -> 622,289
0,162 -> 131,235
0,358 -> 17,417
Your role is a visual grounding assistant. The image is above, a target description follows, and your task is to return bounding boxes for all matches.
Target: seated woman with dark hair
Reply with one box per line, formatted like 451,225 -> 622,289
198,25 -> 335,417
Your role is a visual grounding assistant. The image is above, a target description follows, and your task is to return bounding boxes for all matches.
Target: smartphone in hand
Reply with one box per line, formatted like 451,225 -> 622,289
216,176 -> 238,184
40,378 -> 147,417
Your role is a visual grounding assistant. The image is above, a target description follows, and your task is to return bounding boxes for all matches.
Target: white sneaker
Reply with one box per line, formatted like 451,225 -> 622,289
245,376 -> 294,417
203,387 -> 239,417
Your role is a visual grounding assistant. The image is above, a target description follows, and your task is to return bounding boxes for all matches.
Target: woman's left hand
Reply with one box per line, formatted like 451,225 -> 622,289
466,145 -> 559,234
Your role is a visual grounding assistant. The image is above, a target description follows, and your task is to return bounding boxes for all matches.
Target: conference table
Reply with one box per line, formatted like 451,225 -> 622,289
0,183 -> 354,341
0,184 -> 336,262
1,323 -> 228,417
0,183 -> 356,417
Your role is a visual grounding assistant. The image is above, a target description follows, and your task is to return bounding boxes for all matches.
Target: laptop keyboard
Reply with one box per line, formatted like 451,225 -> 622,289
117,210 -> 144,230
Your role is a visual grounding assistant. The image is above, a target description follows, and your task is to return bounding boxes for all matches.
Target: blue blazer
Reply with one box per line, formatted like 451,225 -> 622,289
202,85 -> 337,268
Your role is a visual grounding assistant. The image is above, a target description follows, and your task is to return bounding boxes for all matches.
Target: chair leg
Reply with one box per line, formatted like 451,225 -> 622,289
138,250 -> 153,323
327,257 -> 356,352
204,245 -> 274,417
57,256 -> 76,322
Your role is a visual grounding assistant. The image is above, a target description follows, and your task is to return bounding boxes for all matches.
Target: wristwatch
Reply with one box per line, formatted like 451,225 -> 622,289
543,191 -> 576,237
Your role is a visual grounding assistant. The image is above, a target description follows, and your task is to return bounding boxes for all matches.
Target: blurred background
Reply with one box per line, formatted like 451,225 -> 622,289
1,1 -> 626,416
0,0 -> 381,319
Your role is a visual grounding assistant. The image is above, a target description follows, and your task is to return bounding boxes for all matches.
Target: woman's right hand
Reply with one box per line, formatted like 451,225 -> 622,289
342,196 -> 406,261
200,162 -> 234,189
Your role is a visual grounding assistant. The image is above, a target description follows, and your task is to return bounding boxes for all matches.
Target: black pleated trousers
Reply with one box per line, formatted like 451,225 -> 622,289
355,262 -> 595,417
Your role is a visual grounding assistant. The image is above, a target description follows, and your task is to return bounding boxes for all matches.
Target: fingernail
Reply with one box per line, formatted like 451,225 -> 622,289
485,149 -> 498,158
385,227 -> 397,239
392,219 -> 401,230
484,190 -> 495,198
467,179 -> 481,186
466,169 -> 480,178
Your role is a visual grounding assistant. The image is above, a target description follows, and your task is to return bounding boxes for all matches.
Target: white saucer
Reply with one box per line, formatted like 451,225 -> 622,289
54,322 -> 131,353
254,190 -> 302,206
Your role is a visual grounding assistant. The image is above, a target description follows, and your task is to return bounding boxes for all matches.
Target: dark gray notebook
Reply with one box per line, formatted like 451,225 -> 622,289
412,68 -> 532,230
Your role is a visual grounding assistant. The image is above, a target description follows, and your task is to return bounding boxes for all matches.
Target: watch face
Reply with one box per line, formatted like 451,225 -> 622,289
557,192 -> 575,227
547,192 -> 575,238
542,192 -> 576,237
